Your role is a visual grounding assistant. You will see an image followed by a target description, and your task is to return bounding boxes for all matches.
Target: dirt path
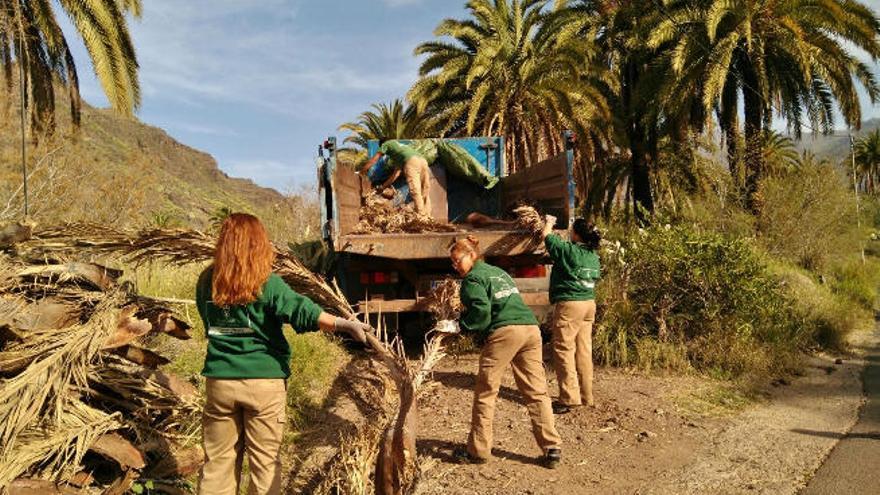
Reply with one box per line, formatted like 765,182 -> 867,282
414,356 -> 718,495
802,329 -> 880,495
413,333 -> 871,495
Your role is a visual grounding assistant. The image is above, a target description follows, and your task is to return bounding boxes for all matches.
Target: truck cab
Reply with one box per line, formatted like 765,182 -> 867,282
317,134 -> 576,318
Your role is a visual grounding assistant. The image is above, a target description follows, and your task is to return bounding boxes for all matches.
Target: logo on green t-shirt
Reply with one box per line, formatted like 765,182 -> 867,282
206,302 -> 256,336
489,275 -> 520,300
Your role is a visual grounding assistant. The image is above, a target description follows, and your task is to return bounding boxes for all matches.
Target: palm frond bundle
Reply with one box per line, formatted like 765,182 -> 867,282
512,204 -> 546,237
353,194 -> 460,235
0,231 -> 199,491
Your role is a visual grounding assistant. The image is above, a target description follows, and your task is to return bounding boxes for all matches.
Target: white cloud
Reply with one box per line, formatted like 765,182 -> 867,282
168,122 -> 240,137
125,0 -> 419,118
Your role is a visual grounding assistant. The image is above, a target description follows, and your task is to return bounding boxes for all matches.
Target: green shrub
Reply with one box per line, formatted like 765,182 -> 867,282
829,258 -> 880,311
595,224 -> 809,380
772,263 -> 872,351
758,165 -> 859,271
284,330 -> 350,427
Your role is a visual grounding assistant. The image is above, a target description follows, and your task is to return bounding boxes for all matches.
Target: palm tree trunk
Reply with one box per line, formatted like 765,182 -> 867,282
622,60 -> 653,224
742,62 -> 764,214
720,75 -> 741,193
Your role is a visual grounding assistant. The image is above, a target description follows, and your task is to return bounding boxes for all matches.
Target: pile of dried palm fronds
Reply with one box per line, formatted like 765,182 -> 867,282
353,194 -> 459,235
5,222 -> 456,495
316,280 -> 461,495
0,239 -> 201,493
512,204 -> 546,237
13,222 -> 354,319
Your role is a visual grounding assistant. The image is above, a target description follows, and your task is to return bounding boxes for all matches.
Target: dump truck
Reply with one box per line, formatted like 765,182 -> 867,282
316,133 -> 576,319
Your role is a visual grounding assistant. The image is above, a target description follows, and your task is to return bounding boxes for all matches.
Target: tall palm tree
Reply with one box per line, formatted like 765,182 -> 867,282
408,0 -> 613,174
0,0 -> 141,132
648,0 -> 880,211
337,99 -> 428,165
543,0 -> 659,223
854,129 -> 880,194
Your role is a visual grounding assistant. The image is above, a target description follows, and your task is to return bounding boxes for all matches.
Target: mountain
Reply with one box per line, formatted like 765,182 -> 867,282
0,91 -> 316,239
793,119 -> 880,160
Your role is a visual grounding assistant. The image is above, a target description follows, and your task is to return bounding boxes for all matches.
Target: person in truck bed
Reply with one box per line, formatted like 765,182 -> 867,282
360,139 -> 432,216
195,213 -> 372,495
448,234 -> 563,469
541,215 -> 602,414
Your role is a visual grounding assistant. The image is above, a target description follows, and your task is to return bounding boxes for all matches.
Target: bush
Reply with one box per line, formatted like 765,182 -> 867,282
772,263 -> 873,351
595,224 -> 808,380
284,330 -> 350,427
829,258 -> 880,311
758,165 -> 859,271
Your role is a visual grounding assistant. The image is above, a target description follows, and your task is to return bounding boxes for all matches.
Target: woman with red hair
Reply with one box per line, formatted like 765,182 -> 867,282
195,213 -> 369,495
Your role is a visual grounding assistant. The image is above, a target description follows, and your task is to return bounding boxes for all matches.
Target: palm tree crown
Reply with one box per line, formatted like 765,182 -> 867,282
0,0 -> 141,132
408,0 -> 612,173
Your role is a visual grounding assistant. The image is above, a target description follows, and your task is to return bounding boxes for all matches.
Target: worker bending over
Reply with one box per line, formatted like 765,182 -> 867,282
449,235 -> 562,468
361,139 -> 431,216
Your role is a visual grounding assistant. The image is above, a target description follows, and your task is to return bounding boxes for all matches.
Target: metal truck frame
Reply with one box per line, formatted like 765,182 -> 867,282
317,134 -> 577,317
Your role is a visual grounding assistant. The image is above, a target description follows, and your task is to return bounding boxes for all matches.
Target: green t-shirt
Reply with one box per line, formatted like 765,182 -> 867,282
379,140 -> 422,169
545,234 -> 601,303
195,268 -> 323,379
459,261 -> 539,335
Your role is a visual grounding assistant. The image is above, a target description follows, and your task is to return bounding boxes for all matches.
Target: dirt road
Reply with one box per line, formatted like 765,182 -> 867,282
413,333 -> 872,495
802,330 -> 880,495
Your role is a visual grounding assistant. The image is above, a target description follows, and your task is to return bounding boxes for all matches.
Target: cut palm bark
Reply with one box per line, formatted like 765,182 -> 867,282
0,235 -> 200,491
112,345 -> 170,368
89,433 -> 146,469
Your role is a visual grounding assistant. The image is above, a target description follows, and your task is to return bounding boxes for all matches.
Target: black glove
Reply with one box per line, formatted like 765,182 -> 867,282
334,318 -> 371,344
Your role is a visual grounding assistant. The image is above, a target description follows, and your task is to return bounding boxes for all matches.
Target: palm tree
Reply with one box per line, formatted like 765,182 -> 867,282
761,131 -> 800,177
854,129 -> 880,194
648,0 -> 880,211
408,0 -> 613,174
0,0 -> 142,132
542,0 -> 659,223
337,99 -> 428,165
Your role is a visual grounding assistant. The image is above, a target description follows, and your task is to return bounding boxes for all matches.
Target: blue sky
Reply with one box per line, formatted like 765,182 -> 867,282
60,0 -> 880,192
59,0 -> 451,191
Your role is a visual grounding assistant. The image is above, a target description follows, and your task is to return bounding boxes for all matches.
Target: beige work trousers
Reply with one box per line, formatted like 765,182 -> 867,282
551,300 -> 597,407
403,156 -> 431,216
198,378 -> 286,495
467,325 -> 562,459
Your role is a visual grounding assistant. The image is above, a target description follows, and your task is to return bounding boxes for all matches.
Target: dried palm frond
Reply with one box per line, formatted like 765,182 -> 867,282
512,204 -> 545,236
86,357 -> 201,442
422,278 -> 462,322
0,399 -> 121,487
0,294 -> 124,451
353,194 -> 460,234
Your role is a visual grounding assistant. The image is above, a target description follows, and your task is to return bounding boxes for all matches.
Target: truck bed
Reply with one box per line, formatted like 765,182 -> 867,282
337,228 -> 566,260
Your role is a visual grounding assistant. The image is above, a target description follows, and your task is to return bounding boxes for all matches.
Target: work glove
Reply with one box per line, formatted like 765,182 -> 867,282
334,317 -> 371,344
434,319 -> 461,335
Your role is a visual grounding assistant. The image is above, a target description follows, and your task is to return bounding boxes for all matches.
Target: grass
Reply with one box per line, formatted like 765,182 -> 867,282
673,382 -> 756,417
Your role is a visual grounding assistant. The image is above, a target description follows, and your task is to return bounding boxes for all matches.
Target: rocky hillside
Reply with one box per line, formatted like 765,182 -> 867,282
795,118 -> 880,160
0,91 -> 313,238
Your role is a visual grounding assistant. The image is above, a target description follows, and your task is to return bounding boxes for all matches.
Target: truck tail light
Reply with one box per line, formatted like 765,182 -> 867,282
362,271 -> 400,285
514,265 -> 547,278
